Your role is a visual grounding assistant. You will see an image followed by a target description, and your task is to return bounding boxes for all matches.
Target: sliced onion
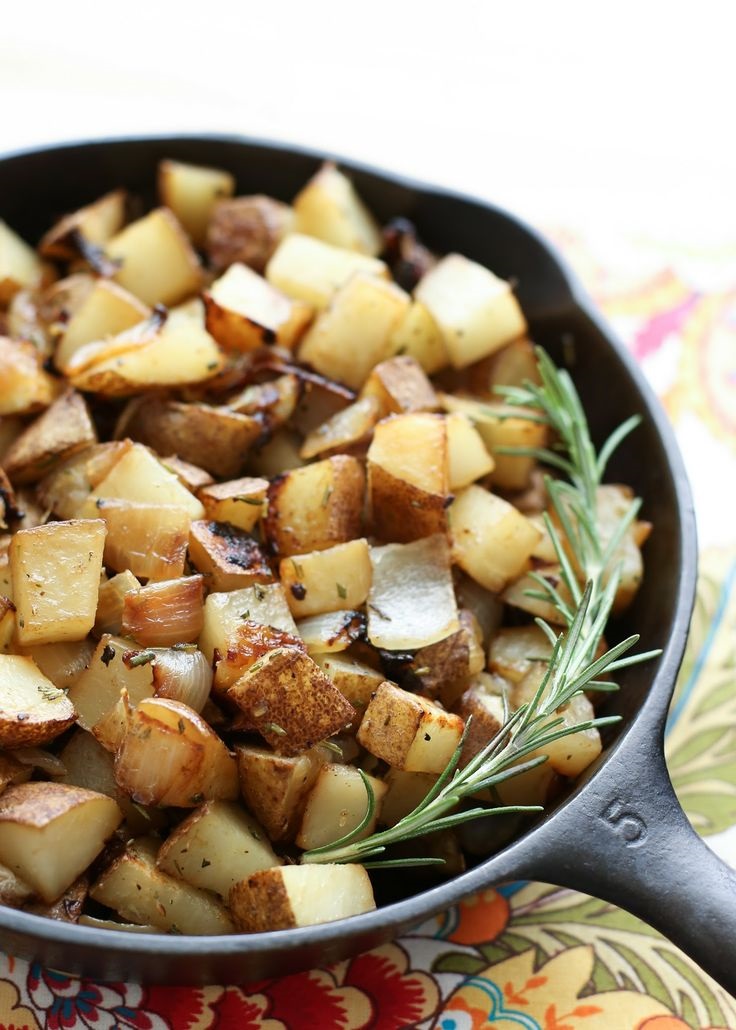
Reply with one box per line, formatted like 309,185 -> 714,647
122,575 -> 204,647
10,747 -> 67,777
151,647 -> 212,713
367,534 -> 459,650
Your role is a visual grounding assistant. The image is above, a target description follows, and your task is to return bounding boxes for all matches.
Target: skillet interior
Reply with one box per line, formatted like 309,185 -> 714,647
0,136 -> 694,983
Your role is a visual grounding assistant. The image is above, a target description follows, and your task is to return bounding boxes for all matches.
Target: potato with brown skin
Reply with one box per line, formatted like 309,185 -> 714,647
299,396 -> 381,460
2,390 -> 97,485
226,646 -> 355,755
228,864 -> 375,931
198,582 -> 298,666
264,455 -> 365,558
361,355 -> 438,416
36,440 -> 133,520
0,655 -> 77,748
455,674 -> 507,767
160,455 -> 214,493
117,398 -> 261,479
207,195 -> 294,274
313,654 -> 384,728
235,743 -> 325,842
0,782 -> 122,902
410,609 -> 486,708
213,619 -> 306,695
188,520 -> 273,593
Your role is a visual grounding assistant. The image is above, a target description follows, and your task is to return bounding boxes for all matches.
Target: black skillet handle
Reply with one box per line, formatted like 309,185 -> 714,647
520,730 -> 736,997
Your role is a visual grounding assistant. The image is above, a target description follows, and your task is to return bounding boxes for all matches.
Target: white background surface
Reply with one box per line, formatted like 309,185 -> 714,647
1,0 -> 734,237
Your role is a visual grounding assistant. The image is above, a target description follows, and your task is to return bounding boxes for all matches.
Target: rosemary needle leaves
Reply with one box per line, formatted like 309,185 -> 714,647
302,348 -> 660,868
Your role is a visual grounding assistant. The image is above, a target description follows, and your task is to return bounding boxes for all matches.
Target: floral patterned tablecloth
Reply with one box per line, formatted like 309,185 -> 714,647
1,226 -> 734,1030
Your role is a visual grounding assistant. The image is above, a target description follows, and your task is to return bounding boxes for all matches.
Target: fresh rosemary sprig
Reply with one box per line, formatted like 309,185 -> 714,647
302,348 -> 659,868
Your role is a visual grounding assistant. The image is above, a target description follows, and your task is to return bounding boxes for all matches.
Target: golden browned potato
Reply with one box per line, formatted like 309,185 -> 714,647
357,681 -> 464,774
235,743 -> 325,842
204,262 -> 312,352
2,390 -> 97,485
266,233 -> 389,310
197,477 -> 268,533
0,654 -> 76,747
38,190 -> 126,262
84,442 -> 205,520
299,396 -> 381,460
10,519 -> 106,645
95,500 -> 190,582
264,455 -> 365,558
228,864 -> 375,931
293,162 -> 382,256
227,646 -> 355,754
279,538 -> 371,618
367,412 -> 449,542
55,281 -> 150,372
198,582 -> 298,667
0,337 -> 59,416
158,159 -> 235,248
91,836 -> 233,934
207,194 -> 294,274
361,355 -> 437,416
114,697 -> 238,807
106,208 -> 202,307
188,520 -> 273,592
313,654 -> 384,728
157,800 -> 281,897
295,609 -> 364,655
445,413 -> 495,490
0,781 -> 122,902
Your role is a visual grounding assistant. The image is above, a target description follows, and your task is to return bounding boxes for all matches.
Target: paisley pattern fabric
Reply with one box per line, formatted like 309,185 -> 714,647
2,227 -> 734,1030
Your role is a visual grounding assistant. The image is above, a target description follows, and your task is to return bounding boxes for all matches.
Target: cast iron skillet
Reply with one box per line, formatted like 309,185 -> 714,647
0,136 -> 730,992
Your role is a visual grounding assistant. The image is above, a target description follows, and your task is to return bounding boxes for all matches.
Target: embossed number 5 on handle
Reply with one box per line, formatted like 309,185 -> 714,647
599,798 -> 648,847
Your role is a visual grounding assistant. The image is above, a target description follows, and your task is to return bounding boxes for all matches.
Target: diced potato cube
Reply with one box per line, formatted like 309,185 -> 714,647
199,582 -> 297,665
313,654 -> 384,726
158,159 -> 235,247
298,273 -> 409,389
10,519 -> 106,645
357,682 -> 464,773
0,782 -> 122,902
248,429 -> 306,477
227,647 -> 355,755
188,520 -> 273,592
501,565 -> 569,625
537,693 -> 602,777
367,535 -> 459,650
361,355 -> 437,416
596,484 -> 645,613
449,485 -> 541,592
157,800 -> 280,897
0,221 -> 43,304
197,477 -> 268,532
96,500 -> 190,581
88,443 -> 205,520
446,413 -> 495,489
367,412 -> 448,542
204,262 -> 312,352
0,337 -> 59,416
213,618 -> 306,696
388,301 -> 449,374
265,455 -> 364,558
91,837 -> 233,934
280,539 -> 371,618
293,162 -> 382,256
122,575 -> 204,647
56,281 -> 150,372
107,208 -> 202,307
415,254 -> 527,368
410,609 -> 486,708
296,764 -> 387,849
380,769 -> 438,826
0,654 -> 76,747
236,743 -> 324,842
67,634 -> 154,731
3,390 -> 97,485
36,440 -> 133,521
266,232 -> 389,309
488,624 -> 554,684
456,676 -> 507,766
230,863 -> 375,930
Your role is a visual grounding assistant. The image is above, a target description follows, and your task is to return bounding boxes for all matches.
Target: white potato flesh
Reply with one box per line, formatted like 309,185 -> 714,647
449,486 -> 541,593
446,413 -> 495,489
204,262 -> 312,352
415,253 -> 527,368
229,863 -> 375,930
0,781 -> 122,902
298,273 -> 409,389
296,764 -> 386,850
293,163 -> 382,256
96,500 -> 190,581
10,519 -> 106,645
0,221 -> 43,303
388,301 -> 449,375
107,208 -> 202,307
199,583 -> 297,665
367,535 -> 459,649
280,539 -> 372,618
87,443 -> 204,520
91,837 -> 233,935
0,654 -> 76,748
313,653 -> 384,720
158,159 -> 235,247
56,281 -> 150,371
157,800 -> 280,897
266,232 -> 389,309
537,694 -> 602,778
380,769 -> 438,826
67,634 -> 154,731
